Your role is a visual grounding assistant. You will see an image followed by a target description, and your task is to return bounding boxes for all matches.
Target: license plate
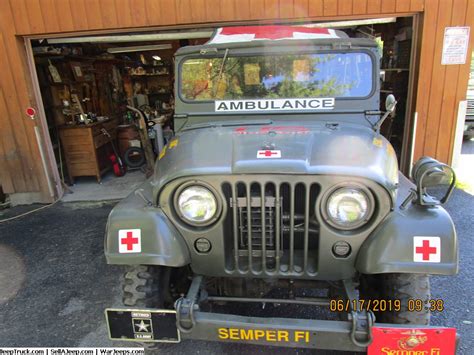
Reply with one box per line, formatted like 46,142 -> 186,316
368,326 -> 456,354
105,308 -> 180,343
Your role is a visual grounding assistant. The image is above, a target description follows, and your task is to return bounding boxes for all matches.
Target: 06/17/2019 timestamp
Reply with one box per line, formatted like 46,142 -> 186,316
329,299 -> 445,313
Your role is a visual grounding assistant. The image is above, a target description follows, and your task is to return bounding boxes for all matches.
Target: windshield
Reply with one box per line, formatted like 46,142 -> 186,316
181,52 -> 373,101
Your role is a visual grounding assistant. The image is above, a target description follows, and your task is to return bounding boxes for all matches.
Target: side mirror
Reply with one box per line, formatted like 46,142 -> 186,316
385,94 -> 397,116
411,157 -> 456,206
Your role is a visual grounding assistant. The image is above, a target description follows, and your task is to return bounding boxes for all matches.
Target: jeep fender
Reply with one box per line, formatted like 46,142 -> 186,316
356,204 -> 458,275
104,181 -> 190,266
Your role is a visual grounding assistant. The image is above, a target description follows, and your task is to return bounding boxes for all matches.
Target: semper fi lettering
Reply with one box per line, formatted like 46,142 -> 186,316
218,328 -> 310,343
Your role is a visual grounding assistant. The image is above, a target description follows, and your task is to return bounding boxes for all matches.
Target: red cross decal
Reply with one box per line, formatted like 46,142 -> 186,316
259,150 -> 278,157
415,240 -> 438,261
121,231 -> 139,251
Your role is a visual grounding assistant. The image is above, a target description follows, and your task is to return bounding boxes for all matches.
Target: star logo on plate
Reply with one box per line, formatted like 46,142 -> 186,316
134,319 -> 152,333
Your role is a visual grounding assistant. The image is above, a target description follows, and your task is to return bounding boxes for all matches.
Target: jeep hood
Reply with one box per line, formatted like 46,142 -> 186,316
153,122 -> 398,195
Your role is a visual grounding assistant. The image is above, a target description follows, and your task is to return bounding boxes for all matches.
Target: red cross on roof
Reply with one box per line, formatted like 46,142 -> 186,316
220,26 -> 330,40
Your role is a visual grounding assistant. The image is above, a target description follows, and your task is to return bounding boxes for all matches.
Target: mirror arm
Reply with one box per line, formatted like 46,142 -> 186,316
373,110 -> 391,133
373,100 -> 397,133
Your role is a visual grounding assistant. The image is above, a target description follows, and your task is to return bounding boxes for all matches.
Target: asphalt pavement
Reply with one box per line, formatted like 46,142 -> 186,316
0,189 -> 473,354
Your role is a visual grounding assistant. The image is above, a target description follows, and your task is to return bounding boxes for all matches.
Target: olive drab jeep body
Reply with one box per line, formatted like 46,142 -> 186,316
104,26 -> 459,352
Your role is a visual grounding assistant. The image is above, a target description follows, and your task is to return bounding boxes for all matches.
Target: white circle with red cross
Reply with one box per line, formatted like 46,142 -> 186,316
413,236 -> 440,263
119,229 -> 142,253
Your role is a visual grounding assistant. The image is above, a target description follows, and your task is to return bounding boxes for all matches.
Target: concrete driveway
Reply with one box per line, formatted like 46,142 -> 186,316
0,190 -> 473,354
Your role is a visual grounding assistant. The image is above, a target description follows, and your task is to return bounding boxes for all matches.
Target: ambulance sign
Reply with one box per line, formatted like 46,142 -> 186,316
441,27 -> 470,65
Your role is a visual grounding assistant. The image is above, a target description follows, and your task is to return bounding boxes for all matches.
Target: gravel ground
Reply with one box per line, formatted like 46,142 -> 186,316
0,189 -> 472,354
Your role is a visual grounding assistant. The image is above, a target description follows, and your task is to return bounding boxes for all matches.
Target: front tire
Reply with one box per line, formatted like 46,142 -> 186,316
360,273 -> 431,325
122,265 -> 165,308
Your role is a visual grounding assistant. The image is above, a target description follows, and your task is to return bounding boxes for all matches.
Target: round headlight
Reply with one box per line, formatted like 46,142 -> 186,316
177,185 -> 218,225
324,187 -> 373,230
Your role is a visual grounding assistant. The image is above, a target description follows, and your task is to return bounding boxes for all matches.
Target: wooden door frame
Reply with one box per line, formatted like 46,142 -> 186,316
24,38 -> 62,200
400,13 -> 423,174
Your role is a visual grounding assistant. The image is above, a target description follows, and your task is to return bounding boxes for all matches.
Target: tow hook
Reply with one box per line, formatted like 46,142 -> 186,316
176,276 -> 202,333
343,279 -> 375,348
349,310 -> 375,347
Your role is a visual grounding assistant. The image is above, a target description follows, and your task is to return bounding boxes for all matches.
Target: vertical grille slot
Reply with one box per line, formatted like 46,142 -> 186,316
274,183 -> 281,273
225,179 -> 320,276
246,183 -> 253,271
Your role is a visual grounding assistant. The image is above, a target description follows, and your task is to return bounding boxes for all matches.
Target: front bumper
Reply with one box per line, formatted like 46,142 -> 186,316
180,310 -> 366,351
172,277 -> 457,352
107,276 -> 458,352
177,311 -> 459,352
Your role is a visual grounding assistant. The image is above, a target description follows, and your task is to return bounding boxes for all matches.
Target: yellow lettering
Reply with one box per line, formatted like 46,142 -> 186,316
218,328 -> 229,340
266,330 -> 276,341
295,331 -> 308,342
254,330 -> 265,340
240,329 -> 254,340
430,349 -> 440,355
229,328 -> 239,340
278,331 -> 289,342
218,328 -> 314,343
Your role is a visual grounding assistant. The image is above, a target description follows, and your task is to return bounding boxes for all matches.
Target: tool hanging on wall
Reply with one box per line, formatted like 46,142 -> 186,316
48,60 -> 62,83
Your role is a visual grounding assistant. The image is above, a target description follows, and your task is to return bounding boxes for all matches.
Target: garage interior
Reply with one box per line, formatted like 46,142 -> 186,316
31,17 -> 415,202
32,30 -> 212,201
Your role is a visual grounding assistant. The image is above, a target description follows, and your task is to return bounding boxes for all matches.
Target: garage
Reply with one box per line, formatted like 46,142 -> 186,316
25,16 -> 419,202
31,30 -> 212,201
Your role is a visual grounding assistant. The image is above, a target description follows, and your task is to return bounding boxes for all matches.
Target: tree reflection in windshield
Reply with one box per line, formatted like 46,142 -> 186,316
181,52 -> 373,100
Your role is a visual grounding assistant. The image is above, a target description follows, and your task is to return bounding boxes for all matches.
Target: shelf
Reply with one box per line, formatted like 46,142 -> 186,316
138,63 -> 171,68
48,79 -> 94,86
35,53 -> 134,65
131,73 -> 170,77
35,53 -> 96,61
381,68 -> 409,72
34,52 -> 64,58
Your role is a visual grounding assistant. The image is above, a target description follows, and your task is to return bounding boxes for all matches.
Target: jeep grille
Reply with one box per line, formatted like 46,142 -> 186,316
222,181 -> 320,276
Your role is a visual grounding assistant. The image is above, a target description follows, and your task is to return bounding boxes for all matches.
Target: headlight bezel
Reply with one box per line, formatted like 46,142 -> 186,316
320,183 -> 375,231
173,181 -> 222,227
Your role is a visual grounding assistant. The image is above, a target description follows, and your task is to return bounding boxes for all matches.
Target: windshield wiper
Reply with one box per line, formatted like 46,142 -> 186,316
181,119 -> 273,132
212,48 -> 229,98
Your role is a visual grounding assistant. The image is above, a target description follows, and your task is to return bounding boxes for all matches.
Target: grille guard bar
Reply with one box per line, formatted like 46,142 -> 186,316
175,276 -> 374,350
173,276 -> 460,351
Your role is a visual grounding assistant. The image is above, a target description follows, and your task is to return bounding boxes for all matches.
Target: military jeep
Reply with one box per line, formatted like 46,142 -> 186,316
104,26 -> 458,352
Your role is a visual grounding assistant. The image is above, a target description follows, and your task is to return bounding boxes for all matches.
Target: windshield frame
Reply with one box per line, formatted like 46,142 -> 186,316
177,48 -> 377,104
